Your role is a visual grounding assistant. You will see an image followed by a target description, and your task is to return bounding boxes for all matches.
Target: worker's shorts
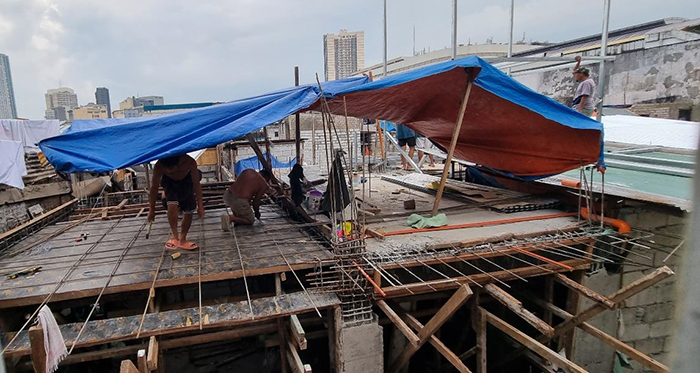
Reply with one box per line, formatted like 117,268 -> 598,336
161,171 -> 201,213
398,136 -> 416,147
223,189 -> 255,224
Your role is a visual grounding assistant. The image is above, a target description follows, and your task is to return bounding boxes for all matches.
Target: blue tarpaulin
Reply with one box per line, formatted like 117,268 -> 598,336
39,56 -> 603,178
234,154 -> 296,176
40,77 -> 368,173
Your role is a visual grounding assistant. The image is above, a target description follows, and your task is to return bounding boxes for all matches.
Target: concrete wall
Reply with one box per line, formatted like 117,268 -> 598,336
0,202 -> 29,233
517,41 -> 700,121
573,203 -> 687,372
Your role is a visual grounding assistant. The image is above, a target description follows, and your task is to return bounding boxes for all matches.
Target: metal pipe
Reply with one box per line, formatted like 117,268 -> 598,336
507,0 -> 514,58
451,0 -> 458,59
596,0 -> 611,122
383,0 -> 388,77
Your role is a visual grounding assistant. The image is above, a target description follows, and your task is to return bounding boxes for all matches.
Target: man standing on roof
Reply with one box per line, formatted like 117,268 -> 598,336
396,124 -> 417,170
220,168 -> 272,230
148,154 -> 204,250
572,56 -> 597,116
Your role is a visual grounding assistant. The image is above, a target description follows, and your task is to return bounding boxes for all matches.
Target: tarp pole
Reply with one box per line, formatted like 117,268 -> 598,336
431,73 -> 473,216
245,133 -> 280,187
295,66 -> 302,164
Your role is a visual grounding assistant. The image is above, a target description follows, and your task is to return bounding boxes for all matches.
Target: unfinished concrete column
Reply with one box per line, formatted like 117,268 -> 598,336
333,309 -> 384,373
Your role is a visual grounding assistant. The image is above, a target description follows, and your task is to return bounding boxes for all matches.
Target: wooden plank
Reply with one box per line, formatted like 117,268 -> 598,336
28,325 -> 47,373
388,285 -> 472,373
432,75 -> 473,216
289,315 -> 308,350
377,300 -> 420,347
562,270 -> 584,358
555,273 -> 614,309
5,292 -> 340,356
482,308 -> 587,373
483,284 -> 554,336
115,199 -> 129,210
120,359 -> 140,373
146,336 -> 159,371
137,349 -> 148,373
385,300 -> 471,373
0,198 -> 77,241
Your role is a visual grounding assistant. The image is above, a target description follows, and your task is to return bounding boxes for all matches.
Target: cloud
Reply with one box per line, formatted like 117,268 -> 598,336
0,0 -> 698,119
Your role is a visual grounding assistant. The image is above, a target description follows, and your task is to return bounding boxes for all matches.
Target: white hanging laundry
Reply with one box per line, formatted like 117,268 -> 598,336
0,139 -> 27,189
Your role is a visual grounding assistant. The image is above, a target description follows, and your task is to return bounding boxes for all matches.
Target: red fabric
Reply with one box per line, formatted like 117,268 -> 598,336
314,68 -> 601,177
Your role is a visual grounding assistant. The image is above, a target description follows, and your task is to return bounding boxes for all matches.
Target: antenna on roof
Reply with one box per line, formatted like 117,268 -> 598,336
413,24 -> 416,56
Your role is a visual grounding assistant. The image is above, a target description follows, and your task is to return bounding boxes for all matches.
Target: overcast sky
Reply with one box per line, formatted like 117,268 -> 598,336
2,0 -> 699,119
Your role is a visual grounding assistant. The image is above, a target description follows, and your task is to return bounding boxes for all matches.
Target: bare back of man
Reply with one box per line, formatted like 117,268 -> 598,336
221,169 -> 271,229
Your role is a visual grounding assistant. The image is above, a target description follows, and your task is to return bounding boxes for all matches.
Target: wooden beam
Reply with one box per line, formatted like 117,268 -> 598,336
289,315 -> 307,350
28,325 -> 47,373
377,300 -> 420,347
276,274 -> 288,373
385,300 -> 471,373
115,199 -> 129,210
475,306 -> 487,373
431,74 -> 473,216
481,308 -> 587,373
137,349 -> 148,373
532,297 -> 669,373
120,360 -> 140,373
146,336 -> 159,371
245,133 -> 281,187
555,273 -> 614,309
483,284 -> 554,336
388,285 -> 472,373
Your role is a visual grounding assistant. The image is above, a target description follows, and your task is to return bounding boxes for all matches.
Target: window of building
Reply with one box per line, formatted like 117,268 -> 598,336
679,109 -> 692,121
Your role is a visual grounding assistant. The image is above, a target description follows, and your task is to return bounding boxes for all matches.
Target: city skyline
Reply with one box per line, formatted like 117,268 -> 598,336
2,0 -> 699,119
324,29 -> 365,81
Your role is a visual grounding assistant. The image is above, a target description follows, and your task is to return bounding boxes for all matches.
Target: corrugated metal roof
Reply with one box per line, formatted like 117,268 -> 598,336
603,115 -> 699,151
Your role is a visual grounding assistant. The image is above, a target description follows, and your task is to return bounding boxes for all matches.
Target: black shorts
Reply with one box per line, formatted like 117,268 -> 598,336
398,136 -> 416,147
161,171 -> 202,212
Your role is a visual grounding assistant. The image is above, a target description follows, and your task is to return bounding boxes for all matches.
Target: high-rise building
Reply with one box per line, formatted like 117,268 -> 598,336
45,87 -> 78,121
95,87 -> 112,118
323,30 -> 365,81
0,54 -> 17,119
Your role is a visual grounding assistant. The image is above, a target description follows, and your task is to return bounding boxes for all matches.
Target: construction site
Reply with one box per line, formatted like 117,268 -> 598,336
0,47 -> 690,373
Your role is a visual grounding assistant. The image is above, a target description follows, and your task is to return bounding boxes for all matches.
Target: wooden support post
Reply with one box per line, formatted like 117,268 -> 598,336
432,74 -> 473,216
385,300 -> 471,373
532,297 -> 669,373
562,270 -> 584,357
28,325 -> 47,373
216,144 -> 223,182
146,336 -> 159,371
263,128 -> 272,165
295,66 -> 302,164
388,285 -> 472,373
483,284 -> 554,336
377,300 -> 421,347
495,266 -> 675,369
290,315 -> 307,350
137,349 -> 148,373
476,307 -> 487,373
276,274 -> 288,373
120,360 -> 140,373
543,276 -> 554,327
555,273 -> 614,309
482,308 -> 587,373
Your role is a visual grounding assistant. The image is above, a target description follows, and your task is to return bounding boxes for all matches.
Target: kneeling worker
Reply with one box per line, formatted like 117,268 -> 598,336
148,154 -> 204,250
221,169 -> 272,230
